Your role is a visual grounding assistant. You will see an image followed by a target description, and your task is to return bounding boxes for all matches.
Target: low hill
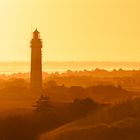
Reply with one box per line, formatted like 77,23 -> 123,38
39,98 -> 140,140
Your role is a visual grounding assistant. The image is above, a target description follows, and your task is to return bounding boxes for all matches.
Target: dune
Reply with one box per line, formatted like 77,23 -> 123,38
39,117 -> 140,140
39,98 -> 140,140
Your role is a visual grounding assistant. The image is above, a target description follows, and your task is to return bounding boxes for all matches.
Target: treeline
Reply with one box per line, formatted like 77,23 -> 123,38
0,69 -> 140,91
0,79 -> 133,104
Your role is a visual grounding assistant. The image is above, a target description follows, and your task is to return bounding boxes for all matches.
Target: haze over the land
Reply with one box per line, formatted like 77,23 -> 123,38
0,0 -> 140,62
1,1 -> 140,140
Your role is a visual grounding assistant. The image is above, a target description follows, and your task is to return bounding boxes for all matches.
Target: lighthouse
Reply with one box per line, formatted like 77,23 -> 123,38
30,29 -> 43,94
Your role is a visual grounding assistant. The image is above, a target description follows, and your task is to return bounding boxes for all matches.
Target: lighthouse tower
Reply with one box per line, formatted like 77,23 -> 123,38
30,29 -> 43,94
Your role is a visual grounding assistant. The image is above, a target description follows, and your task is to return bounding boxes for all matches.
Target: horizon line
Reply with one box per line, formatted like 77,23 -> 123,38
0,61 -> 140,63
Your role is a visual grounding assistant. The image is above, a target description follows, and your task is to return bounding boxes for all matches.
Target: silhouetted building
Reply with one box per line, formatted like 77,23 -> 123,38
30,29 -> 43,94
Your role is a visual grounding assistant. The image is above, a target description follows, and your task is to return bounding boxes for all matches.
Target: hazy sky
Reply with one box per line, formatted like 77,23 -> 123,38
0,0 -> 140,61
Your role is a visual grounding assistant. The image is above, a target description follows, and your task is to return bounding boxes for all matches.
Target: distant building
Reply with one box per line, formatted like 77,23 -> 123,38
30,29 -> 43,94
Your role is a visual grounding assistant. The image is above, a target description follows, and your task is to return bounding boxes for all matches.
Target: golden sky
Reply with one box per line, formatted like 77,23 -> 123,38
0,0 -> 140,62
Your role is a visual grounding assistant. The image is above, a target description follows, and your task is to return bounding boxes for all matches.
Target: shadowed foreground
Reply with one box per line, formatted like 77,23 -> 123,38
0,81 -> 138,140
39,98 -> 140,140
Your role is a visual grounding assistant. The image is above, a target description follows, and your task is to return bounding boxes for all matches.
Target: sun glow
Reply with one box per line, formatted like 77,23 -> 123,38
0,0 -> 139,62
